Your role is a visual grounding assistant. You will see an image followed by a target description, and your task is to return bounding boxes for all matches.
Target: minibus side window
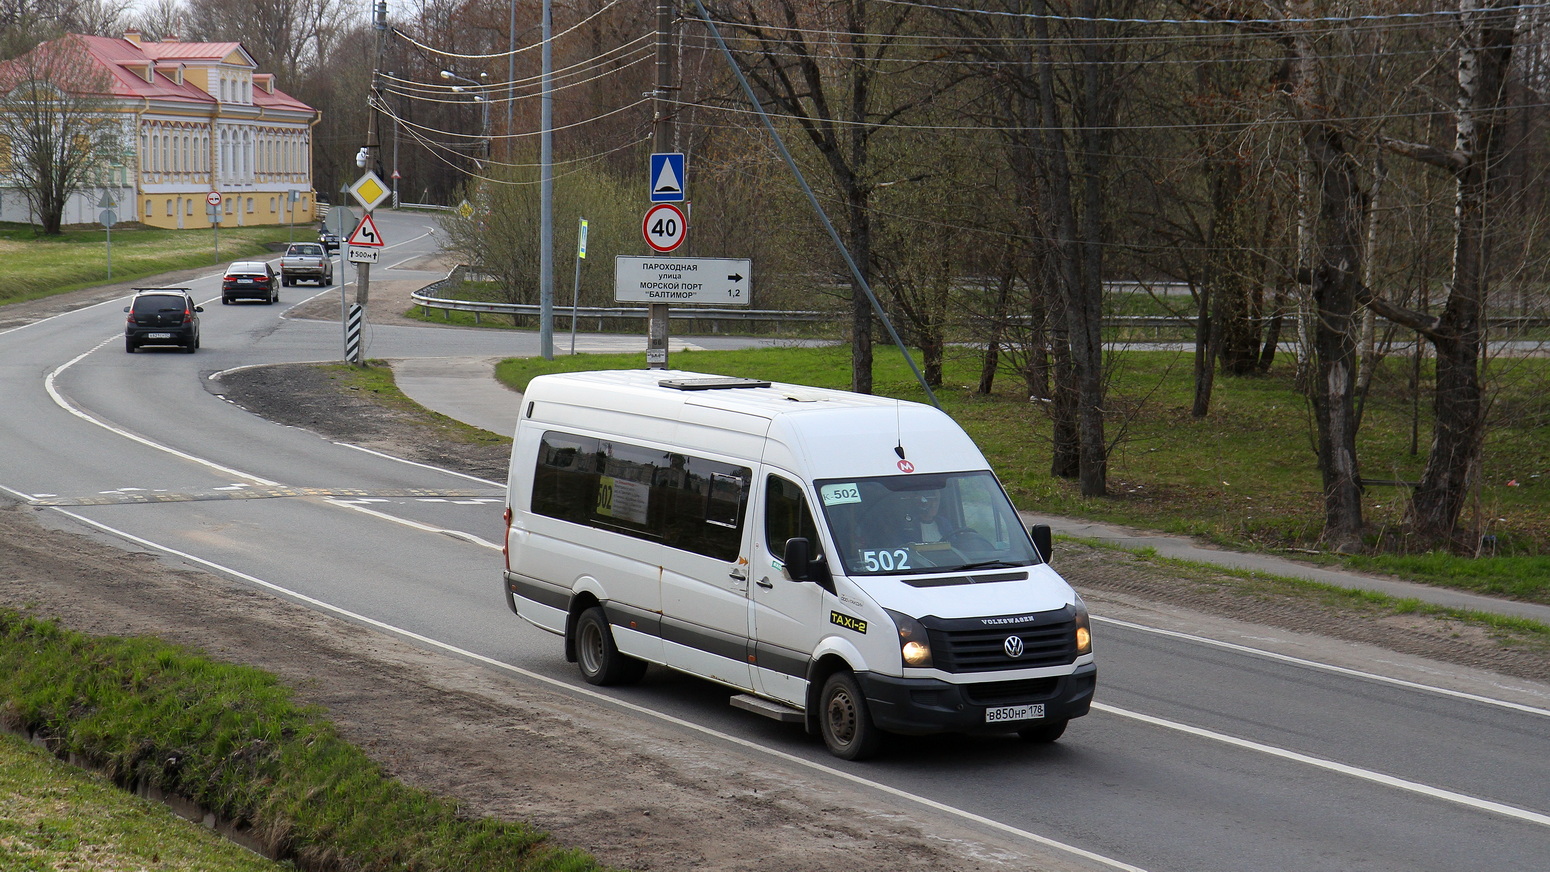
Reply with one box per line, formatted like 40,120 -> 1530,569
532,432 -> 600,525
764,475 -> 821,561
532,430 -> 749,561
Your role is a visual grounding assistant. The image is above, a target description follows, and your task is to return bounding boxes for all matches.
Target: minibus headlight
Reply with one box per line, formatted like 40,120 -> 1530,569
886,609 -> 933,668
1074,599 -> 1092,655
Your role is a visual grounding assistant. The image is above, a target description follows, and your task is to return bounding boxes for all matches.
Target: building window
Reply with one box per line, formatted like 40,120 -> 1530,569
246,197 -> 253,213
186,200 -> 193,216
166,199 -> 173,216
144,199 -> 152,217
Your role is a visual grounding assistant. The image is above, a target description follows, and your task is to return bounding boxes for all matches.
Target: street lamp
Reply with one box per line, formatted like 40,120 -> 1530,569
440,70 -> 490,160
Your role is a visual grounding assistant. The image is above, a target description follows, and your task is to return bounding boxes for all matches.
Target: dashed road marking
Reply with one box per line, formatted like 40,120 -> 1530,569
30,486 -> 501,507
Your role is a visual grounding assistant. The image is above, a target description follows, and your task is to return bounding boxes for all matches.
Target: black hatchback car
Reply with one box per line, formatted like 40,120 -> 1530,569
125,288 -> 202,353
221,261 -> 279,304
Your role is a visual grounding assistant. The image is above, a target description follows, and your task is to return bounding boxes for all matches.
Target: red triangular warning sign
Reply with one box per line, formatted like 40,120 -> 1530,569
348,214 -> 385,247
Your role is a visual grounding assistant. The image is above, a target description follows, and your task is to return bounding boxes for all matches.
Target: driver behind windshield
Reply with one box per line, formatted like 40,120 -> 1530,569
817,473 -> 1042,575
906,492 -> 944,542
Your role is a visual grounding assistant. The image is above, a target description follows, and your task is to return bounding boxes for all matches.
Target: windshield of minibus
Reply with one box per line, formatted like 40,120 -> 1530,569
814,471 -> 1041,576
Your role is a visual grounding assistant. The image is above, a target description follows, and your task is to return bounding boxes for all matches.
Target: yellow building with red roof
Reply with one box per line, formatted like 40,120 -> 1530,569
0,28 -> 319,229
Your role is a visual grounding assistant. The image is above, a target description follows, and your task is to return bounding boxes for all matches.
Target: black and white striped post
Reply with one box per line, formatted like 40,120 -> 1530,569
344,303 -> 364,364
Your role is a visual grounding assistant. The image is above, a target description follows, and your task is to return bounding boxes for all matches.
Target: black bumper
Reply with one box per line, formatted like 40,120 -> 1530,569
126,327 -> 194,345
856,662 -> 1096,735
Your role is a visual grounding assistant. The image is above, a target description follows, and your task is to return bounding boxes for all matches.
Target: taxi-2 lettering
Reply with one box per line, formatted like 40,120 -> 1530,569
830,611 -> 868,634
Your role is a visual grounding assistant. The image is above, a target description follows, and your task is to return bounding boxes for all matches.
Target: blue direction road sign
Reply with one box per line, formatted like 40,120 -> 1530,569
650,153 -> 685,202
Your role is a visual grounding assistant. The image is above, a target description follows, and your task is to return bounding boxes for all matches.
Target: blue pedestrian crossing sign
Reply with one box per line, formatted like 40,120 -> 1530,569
650,153 -> 685,202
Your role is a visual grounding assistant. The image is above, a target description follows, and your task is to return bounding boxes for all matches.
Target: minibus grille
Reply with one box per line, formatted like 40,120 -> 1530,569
925,611 -> 1077,672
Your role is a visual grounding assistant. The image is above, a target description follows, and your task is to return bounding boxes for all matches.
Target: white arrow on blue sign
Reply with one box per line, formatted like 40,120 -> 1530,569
650,153 -> 685,202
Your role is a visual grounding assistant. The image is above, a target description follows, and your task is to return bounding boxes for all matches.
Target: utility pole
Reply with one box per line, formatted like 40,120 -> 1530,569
538,0 -> 555,358
647,0 -> 673,369
350,0 -> 390,365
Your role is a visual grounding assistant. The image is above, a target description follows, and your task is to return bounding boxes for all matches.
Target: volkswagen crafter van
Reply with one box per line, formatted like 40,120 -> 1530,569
501,370 -> 1095,759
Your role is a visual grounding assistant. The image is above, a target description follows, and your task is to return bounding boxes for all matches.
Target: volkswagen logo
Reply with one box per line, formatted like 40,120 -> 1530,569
1003,635 -> 1025,658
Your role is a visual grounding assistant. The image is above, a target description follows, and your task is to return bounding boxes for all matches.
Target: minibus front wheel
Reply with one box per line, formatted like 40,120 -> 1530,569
819,671 -> 883,760
574,606 -> 647,686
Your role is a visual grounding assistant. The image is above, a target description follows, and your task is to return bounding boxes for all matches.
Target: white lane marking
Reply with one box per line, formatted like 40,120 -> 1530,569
382,230 -> 434,251
1094,701 -> 1550,828
44,338 -> 283,487
334,441 -> 501,487
23,502 -> 1145,872
43,350 -> 495,548
325,498 -> 501,550
1095,616 -> 1550,718
1,292 -> 145,337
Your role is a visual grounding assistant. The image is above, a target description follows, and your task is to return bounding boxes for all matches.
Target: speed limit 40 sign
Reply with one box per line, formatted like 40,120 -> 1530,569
642,203 -> 686,253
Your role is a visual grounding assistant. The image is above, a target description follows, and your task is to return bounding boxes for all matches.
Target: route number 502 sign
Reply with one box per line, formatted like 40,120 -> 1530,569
642,203 -> 686,253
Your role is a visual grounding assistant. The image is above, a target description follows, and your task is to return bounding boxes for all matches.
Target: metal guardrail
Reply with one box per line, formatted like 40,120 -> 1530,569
410,268 -> 1550,333
411,270 -> 830,327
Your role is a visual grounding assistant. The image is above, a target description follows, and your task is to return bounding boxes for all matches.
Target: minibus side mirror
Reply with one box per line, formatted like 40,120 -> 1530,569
782,537 -> 833,591
1029,524 -> 1053,563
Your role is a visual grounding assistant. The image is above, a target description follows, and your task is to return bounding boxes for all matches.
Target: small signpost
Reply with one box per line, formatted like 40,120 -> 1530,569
571,217 -> 588,354
205,191 -> 223,260
343,173 -> 388,365
98,192 -> 116,279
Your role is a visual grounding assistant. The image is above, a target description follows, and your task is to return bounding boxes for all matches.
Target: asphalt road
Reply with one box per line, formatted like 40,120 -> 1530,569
2,210 -> 1548,872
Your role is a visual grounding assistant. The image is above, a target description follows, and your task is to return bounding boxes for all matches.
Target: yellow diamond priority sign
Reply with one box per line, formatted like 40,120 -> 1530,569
349,171 -> 391,212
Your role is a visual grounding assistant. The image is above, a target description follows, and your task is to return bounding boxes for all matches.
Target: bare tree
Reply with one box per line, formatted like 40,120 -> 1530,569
3,0 -> 127,51
130,0 -> 190,42
1367,0 -> 1521,548
700,0 -> 940,395
184,0 -> 349,85
0,34 -> 119,234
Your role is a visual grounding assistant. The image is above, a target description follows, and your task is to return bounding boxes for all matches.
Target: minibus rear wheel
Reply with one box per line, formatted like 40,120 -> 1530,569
575,606 -> 646,686
819,671 -> 882,760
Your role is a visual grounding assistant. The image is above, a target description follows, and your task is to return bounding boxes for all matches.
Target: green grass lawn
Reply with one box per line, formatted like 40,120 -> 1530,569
0,611 -> 612,872
495,344 -> 1550,602
0,222 -> 302,306
0,731 -> 290,872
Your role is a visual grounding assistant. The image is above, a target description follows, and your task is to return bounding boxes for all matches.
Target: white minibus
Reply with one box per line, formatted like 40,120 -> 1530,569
502,370 -> 1095,759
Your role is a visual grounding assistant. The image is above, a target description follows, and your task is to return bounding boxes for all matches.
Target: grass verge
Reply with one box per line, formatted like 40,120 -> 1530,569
0,223 -> 300,306
0,731 -> 287,871
493,345 -> 1550,603
329,362 -> 510,447
0,610 -> 613,872
1108,543 -> 1550,650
